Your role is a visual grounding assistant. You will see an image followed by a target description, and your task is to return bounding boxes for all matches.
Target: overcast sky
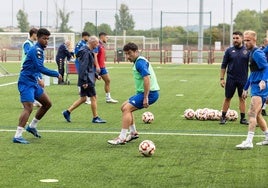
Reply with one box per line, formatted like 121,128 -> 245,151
1,0 -> 268,32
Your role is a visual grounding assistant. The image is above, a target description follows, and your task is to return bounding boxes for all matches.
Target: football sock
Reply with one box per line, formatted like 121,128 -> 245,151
119,129 -> 128,140
106,93 -> 111,99
264,130 -> 268,140
29,117 -> 39,128
262,103 -> 266,110
129,124 -> 137,133
246,131 -> 254,143
240,113 -> 245,120
222,111 -> 226,118
14,126 -> 24,138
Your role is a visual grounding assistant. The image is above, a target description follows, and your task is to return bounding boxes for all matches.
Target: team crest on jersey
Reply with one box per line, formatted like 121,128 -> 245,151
243,50 -> 248,55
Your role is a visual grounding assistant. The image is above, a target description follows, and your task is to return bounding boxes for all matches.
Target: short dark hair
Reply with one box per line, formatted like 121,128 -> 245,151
233,31 -> 243,37
82,31 -> 90,37
123,42 -> 138,52
37,28 -> 50,38
29,28 -> 38,37
99,32 -> 107,37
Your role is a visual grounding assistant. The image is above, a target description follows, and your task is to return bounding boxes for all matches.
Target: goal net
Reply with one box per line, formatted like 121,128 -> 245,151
0,32 -> 75,62
107,36 -> 159,50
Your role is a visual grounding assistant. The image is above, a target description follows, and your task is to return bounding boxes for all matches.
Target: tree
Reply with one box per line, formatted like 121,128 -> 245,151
114,3 -> 135,35
98,23 -> 112,35
234,9 -> 259,32
83,22 -> 96,35
16,9 -> 30,32
56,0 -> 73,32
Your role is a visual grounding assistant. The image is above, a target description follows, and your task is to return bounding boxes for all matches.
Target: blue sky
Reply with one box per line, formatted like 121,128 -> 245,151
1,0 -> 268,32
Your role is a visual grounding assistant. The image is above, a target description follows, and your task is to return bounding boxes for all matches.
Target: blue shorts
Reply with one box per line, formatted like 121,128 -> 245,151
128,91 -> 159,109
18,82 -> 44,103
251,83 -> 268,105
80,86 -> 96,97
98,68 -> 108,76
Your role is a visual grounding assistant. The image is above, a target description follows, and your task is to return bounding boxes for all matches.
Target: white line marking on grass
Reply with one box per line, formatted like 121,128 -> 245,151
40,179 -> 59,183
0,129 -> 261,137
0,82 -> 17,87
176,94 -> 184,97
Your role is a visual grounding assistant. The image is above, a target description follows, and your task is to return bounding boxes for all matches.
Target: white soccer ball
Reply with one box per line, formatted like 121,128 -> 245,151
142,111 -> 154,124
226,109 -> 238,121
184,108 -> 195,120
139,140 -> 156,157
195,108 -> 207,121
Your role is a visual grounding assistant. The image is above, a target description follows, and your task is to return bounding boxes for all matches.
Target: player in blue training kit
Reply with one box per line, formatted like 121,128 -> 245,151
13,28 -> 62,144
236,30 -> 268,149
219,31 -> 249,125
260,38 -> 268,115
74,31 -> 90,72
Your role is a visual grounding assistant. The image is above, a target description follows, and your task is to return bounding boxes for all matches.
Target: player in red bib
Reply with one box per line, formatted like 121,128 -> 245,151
93,32 -> 118,103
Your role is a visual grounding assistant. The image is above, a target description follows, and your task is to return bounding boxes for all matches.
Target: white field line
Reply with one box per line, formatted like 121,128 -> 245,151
0,81 -> 17,87
0,129 -> 263,137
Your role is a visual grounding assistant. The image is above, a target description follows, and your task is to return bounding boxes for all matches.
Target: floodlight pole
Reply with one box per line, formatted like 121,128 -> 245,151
230,0 -> 233,47
197,0 -> 204,64
160,11 -> 163,64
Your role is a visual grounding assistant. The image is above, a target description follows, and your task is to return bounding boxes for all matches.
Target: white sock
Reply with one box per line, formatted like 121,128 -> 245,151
106,93 -> 111,99
119,129 -> 128,140
246,131 -> 254,143
29,117 -> 39,128
264,130 -> 268,140
263,103 -> 266,110
129,124 -> 137,133
14,126 -> 24,138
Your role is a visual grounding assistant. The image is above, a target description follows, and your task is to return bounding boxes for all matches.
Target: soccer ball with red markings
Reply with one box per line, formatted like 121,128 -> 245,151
139,140 -> 156,157
184,108 -> 195,120
142,111 -> 154,124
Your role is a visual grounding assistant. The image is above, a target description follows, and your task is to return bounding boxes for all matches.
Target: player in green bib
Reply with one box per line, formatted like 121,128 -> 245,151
108,42 -> 160,145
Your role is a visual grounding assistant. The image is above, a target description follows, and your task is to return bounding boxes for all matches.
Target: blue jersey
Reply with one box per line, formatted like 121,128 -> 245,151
19,42 -> 59,86
221,45 -> 249,81
262,45 -> 268,61
244,48 -> 268,90
74,40 -> 87,64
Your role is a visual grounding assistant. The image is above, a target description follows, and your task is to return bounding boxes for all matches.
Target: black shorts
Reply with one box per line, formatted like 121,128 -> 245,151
225,78 -> 245,98
80,86 -> 96,97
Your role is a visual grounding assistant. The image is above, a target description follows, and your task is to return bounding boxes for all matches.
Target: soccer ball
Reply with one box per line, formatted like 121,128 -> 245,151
139,140 -> 156,157
195,108 -> 207,121
226,109 -> 238,121
184,108 -> 195,120
142,111 -> 154,123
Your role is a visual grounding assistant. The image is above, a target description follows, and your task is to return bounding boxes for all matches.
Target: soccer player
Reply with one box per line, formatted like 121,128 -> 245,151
21,28 -> 38,66
108,42 -> 160,145
56,40 -> 74,84
21,28 -> 42,107
219,31 -> 249,125
236,30 -> 268,149
13,28 -> 62,144
62,36 -> 106,124
260,37 -> 268,116
93,32 -> 118,103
